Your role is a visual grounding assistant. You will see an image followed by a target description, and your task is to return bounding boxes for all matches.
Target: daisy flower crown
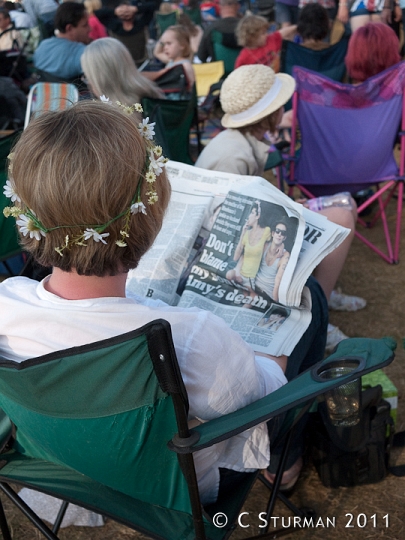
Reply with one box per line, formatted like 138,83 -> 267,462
3,98 -> 168,256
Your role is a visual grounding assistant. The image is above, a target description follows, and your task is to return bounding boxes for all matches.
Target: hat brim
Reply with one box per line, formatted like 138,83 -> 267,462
221,73 -> 296,129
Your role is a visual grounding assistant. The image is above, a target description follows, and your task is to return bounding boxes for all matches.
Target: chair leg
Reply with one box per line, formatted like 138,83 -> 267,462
52,501 -> 69,534
0,484 -> 60,540
0,497 -> 12,540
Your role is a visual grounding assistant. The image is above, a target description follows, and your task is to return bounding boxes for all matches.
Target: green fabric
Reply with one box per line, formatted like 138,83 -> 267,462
265,149 -> 283,170
156,12 -> 177,36
0,328 -> 192,514
0,132 -> 22,262
190,338 -> 395,451
280,38 -> 349,83
0,335 -> 164,416
211,31 -> 241,75
184,7 -> 202,26
142,93 -> 197,165
0,454 -> 216,540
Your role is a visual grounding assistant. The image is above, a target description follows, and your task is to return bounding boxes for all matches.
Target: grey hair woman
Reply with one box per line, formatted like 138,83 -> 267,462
81,37 -> 164,104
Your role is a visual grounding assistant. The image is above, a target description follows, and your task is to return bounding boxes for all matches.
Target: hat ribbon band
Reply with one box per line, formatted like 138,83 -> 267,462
229,77 -> 282,123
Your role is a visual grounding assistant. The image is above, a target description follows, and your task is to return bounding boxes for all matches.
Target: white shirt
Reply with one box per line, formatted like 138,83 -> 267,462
0,276 -> 286,504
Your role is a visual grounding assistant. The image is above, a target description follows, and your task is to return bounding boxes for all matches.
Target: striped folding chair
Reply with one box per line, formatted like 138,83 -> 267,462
24,82 -> 79,128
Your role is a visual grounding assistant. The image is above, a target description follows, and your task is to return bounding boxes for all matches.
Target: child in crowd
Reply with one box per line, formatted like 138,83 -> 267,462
235,14 -> 296,71
150,25 -> 195,92
84,0 -> 107,41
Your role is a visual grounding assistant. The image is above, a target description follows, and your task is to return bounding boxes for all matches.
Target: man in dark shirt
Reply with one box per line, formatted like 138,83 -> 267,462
95,1 -> 155,65
197,0 -> 241,62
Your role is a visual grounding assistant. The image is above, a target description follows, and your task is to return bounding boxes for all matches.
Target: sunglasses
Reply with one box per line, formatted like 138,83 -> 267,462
274,228 -> 287,237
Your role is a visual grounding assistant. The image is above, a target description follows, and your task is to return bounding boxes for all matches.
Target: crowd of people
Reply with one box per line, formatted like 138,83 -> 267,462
0,0 -> 404,530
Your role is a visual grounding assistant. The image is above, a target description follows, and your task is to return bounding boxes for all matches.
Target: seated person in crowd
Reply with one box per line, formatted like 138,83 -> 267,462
197,0 -> 240,62
196,64 -> 366,352
235,14 -> 296,71
23,0 -> 58,37
0,8 -> 23,51
345,22 -> 401,84
178,12 -> 203,58
149,25 -> 195,94
33,2 -> 90,80
84,0 -> 107,41
2,99 -> 328,506
94,0 -> 154,66
81,37 -> 164,104
296,3 -> 330,50
4,2 -> 34,29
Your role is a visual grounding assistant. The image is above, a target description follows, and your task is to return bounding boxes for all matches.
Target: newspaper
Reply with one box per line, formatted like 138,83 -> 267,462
126,161 -> 350,356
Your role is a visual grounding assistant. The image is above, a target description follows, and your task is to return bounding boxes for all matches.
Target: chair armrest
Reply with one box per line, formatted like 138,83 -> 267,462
169,337 -> 395,454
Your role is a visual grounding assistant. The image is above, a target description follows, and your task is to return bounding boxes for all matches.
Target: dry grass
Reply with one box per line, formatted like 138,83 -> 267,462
1,191 -> 405,539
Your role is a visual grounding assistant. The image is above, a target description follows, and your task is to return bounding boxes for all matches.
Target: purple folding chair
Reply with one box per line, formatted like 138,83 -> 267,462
284,63 -> 405,264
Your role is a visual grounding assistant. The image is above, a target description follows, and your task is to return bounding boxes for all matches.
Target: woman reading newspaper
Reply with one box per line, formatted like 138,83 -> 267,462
1,101 -> 327,525
196,64 -> 366,354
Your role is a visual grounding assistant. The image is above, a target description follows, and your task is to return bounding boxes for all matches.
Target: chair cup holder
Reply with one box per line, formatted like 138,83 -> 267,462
312,357 -> 366,427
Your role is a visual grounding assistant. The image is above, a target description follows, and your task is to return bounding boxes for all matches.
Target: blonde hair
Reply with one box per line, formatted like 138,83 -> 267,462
83,0 -> 101,14
11,101 -> 171,276
236,15 -> 269,48
161,25 -> 192,59
81,38 -> 164,104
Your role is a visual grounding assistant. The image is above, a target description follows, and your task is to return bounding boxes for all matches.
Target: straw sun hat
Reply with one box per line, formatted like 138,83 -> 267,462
220,65 -> 296,129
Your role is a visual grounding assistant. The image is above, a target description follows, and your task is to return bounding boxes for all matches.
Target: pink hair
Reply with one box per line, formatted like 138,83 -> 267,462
345,23 -> 401,83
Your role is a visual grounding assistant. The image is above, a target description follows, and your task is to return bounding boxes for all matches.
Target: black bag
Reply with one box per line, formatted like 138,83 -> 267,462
154,64 -> 189,99
310,385 -> 394,488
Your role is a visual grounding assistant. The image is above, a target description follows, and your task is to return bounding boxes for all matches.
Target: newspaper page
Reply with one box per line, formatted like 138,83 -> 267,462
176,187 -> 311,356
179,279 -> 312,357
126,183 -> 213,305
288,208 -> 350,305
166,162 -> 349,306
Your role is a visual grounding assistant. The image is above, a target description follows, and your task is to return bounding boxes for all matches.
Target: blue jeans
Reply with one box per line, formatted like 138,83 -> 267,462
267,275 -> 328,472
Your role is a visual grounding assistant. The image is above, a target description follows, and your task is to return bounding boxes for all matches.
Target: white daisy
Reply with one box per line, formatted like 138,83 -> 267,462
149,153 -> 166,176
130,201 -> 147,215
16,214 -> 46,241
145,170 -> 156,183
100,95 -> 110,103
83,228 -> 110,244
153,145 -> 163,157
3,179 -> 20,202
138,118 -> 155,140
134,103 -> 143,113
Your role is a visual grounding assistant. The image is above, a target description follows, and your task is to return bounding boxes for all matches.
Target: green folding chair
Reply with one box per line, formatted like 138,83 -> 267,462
155,12 -> 177,37
0,317 -> 395,540
0,131 -> 23,272
142,89 -> 200,164
211,30 -> 241,76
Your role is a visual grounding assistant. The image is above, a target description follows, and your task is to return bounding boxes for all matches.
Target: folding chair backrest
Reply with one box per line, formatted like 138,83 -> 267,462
0,321 -> 193,519
155,11 -> 177,36
292,63 -> 405,196
211,30 -> 241,75
142,90 -> 198,164
184,6 -> 202,26
193,61 -> 224,98
24,82 -> 79,128
0,130 -> 22,262
281,37 -> 349,82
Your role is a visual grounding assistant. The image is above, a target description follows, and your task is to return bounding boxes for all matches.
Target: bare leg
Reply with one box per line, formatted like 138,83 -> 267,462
350,14 -> 372,32
313,205 -> 357,300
